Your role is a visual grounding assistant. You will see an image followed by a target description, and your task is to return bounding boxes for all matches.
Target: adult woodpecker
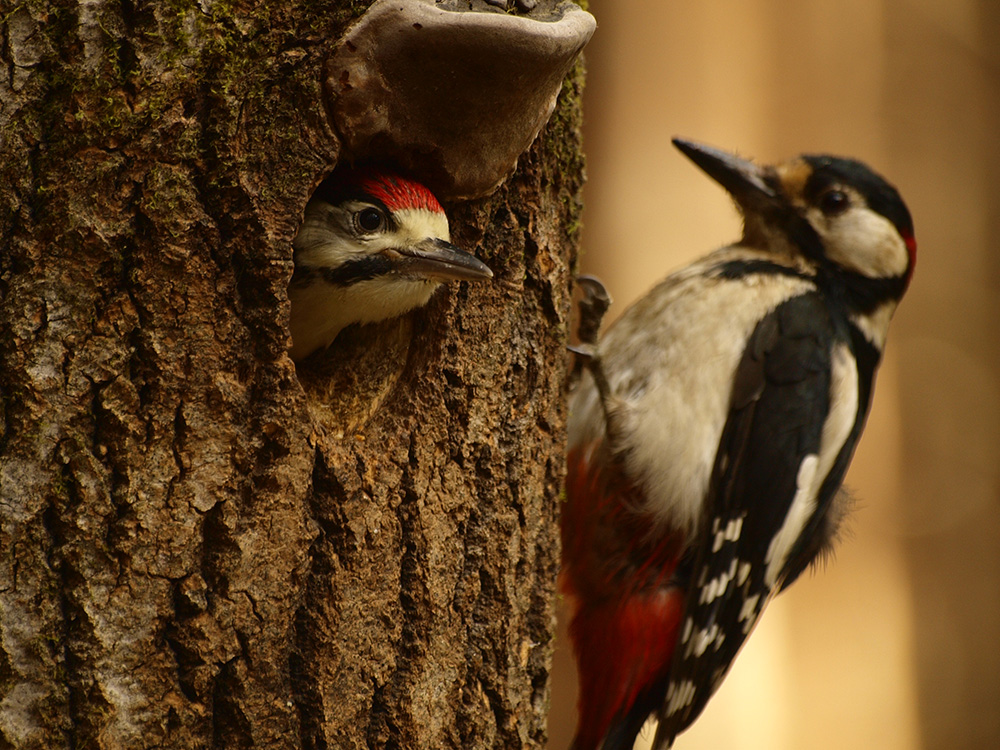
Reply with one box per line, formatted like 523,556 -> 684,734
562,139 -> 916,749
288,167 -> 493,360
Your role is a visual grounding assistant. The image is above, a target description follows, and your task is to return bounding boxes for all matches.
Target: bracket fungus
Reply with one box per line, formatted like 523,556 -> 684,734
324,0 -> 596,200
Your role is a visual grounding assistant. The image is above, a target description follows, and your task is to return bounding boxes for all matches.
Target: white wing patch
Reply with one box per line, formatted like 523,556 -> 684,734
764,454 -> 819,588
763,342 -> 859,587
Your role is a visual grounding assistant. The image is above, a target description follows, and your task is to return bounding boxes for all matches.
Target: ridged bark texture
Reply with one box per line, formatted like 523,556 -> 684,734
0,1 -> 584,748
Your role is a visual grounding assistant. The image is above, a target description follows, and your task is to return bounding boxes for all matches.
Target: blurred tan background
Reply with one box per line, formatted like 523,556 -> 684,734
548,2 -> 1000,749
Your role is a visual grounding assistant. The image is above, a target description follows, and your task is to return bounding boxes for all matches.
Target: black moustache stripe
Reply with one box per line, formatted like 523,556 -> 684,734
293,255 -> 395,287
835,271 -> 908,313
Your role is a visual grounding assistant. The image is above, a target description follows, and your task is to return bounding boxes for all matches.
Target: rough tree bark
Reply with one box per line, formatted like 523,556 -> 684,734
0,1 -> 584,749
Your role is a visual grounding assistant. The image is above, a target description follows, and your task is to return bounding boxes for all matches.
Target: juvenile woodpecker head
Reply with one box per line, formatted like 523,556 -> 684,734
673,138 -> 916,310
289,168 -> 493,360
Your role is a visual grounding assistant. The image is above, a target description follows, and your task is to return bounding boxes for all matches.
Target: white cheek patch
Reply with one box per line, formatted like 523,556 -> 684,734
820,207 -> 909,279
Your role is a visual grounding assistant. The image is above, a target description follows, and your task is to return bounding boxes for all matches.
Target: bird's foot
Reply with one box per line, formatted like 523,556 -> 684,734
570,275 -> 615,420
575,274 -> 612,347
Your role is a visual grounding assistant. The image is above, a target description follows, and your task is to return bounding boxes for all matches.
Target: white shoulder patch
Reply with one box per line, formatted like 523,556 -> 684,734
763,342 -> 858,586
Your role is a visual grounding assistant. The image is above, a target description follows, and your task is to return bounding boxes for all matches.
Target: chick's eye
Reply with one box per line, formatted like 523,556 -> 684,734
819,189 -> 850,215
356,207 -> 385,232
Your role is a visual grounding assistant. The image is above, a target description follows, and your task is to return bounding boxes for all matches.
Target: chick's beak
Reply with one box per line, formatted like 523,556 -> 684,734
672,138 -> 782,216
391,238 -> 494,282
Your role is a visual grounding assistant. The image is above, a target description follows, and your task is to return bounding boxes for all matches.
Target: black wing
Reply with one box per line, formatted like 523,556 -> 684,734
653,292 -> 845,747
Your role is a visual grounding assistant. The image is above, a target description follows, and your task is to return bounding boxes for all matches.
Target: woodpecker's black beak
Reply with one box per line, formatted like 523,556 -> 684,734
672,138 -> 782,216
673,138 -> 827,259
391,238 -> 493,281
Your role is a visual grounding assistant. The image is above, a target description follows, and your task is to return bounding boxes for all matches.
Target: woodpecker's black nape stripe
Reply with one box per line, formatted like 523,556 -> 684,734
713,259 -> 812,282
317,254 -> 394,286
836,270 -> 909,313
802,155 -> 914,240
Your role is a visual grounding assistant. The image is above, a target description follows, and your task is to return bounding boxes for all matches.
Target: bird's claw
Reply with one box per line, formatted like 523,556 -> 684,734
570,276 -> 616,424
575,275 -> 612,347
567,342 -> 598,361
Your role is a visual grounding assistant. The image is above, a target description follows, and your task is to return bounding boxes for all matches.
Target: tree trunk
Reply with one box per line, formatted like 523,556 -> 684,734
0,2 -> 584,748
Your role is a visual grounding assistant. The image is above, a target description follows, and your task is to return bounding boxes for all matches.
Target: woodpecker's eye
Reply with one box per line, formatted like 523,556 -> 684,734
818,189 -> 850,215
356,207 -> 386,233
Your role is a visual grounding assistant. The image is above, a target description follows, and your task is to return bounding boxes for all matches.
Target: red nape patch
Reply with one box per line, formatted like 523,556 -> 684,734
353,169 -> 443,214
904,233 -> 917,276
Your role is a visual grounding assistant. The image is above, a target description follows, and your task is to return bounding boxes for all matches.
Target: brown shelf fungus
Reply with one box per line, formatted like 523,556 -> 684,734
323,0 -> 596,200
